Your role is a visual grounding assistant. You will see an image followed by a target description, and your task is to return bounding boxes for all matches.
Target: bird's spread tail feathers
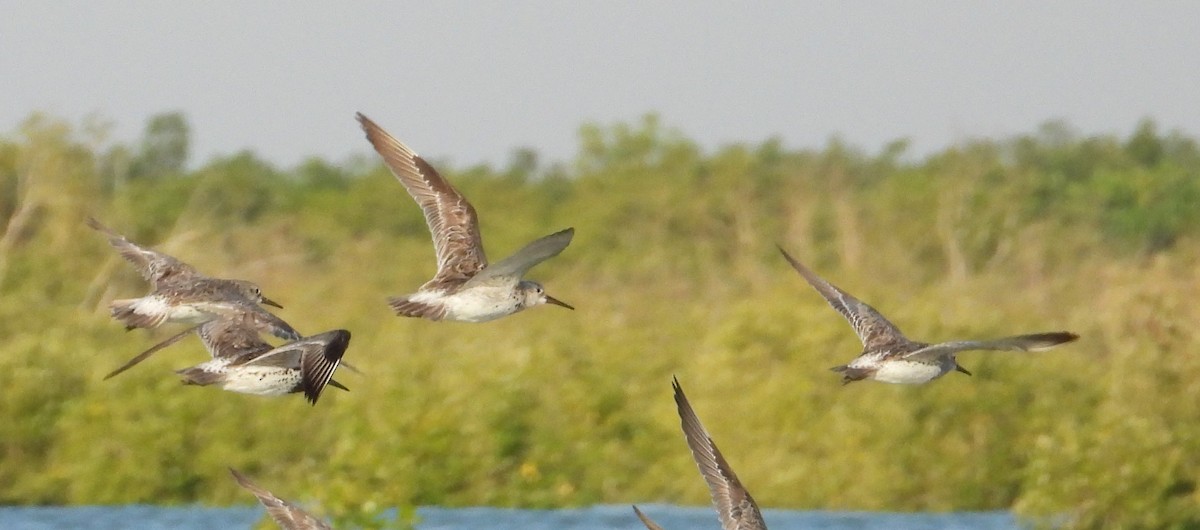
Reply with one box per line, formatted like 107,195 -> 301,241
176,367 -> 222,387
110,298 -> 168,329
831,364 -> 872,384
388,296 -> 447,320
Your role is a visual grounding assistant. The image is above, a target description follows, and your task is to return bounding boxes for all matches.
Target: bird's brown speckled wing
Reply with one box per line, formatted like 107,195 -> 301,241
87,217 -> 199,288
196,315 -> 274,360
673,378 -> 767,530
230,469 -> 332,530
903,331 -> 1079,362
778,246 -> 911,352
357,113 -> 487,288
179,285 -> 301,341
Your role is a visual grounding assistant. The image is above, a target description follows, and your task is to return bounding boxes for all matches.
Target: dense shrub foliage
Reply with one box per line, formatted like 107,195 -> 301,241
2,112 -> 1199,528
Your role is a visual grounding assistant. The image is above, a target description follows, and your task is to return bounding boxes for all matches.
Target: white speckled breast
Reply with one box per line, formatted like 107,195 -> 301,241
221,367 -> 299,396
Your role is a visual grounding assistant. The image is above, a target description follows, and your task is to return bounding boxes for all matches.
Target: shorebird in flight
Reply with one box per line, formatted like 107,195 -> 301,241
635,378 -> 767,530
230,468 -> 332,530
356,113 -> 574,322
778,246 -> 1079,385
114,314 -> 350,404
87,217 -> 300,341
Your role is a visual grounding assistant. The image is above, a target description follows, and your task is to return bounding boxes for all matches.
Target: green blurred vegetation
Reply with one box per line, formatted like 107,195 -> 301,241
2,111 -> 1199,529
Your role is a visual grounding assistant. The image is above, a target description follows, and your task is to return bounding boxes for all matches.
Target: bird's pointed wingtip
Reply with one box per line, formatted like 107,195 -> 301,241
229,467 -> 251,486
303,382 -> 323,405
355,112 -> 377,132
777,244 -> 804,268
671,375 -> 684,397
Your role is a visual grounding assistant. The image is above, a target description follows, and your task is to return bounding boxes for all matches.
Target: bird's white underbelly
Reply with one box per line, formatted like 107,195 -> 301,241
165,305 -> 212,324
419,288 -> 521,323
871,361 -> 949,384
134,296 -> 211,324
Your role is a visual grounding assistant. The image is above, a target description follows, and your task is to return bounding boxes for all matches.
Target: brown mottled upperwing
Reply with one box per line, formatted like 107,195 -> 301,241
356,113 -> 488,288
777,246 -> 912,353
673,377 -> 768,530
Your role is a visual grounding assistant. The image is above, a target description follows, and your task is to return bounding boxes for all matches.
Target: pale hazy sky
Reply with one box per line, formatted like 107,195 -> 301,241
3,2 -> 1199,169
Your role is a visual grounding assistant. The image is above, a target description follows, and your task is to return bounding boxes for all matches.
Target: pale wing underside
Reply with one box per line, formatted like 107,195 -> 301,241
466,228 -> 574,288
87,217 -> 199,287
778,246 -> 910,352
902,332 -> 1080,362
632,506 -> 667,530
230,469 -> 333,530
673,378 -> 767,530
357,113 -> 487,287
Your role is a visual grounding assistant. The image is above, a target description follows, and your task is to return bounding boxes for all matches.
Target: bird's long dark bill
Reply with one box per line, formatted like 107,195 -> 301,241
544,294 -> 574,310
260,297 -> 284,309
